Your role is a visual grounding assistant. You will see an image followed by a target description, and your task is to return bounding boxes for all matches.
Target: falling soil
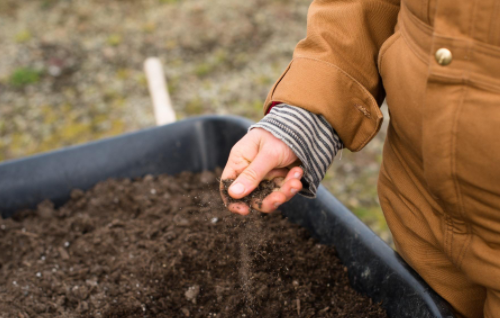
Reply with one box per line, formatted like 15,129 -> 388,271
221,179 -> 275,208
0,170 -> 387,318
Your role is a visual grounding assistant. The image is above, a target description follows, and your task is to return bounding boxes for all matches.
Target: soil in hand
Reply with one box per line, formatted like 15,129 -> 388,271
0,170 -> 387,318
221,179 -> 276,208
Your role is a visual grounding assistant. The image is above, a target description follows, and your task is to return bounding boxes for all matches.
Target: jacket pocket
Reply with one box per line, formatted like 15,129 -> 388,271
377,30 -> 401,74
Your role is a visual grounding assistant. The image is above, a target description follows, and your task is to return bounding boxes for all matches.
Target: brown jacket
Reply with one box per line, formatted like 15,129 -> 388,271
265,1 -> 500,317
264,0 -> 500,151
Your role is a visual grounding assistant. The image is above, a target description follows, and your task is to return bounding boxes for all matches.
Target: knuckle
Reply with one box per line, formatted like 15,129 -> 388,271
229,155 -> 243,166
228,149 -> 247,167
229,146 -> 242,159
242,168 -> 260,183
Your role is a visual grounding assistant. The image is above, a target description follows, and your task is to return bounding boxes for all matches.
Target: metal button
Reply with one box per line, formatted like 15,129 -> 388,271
435,48 -> 452,66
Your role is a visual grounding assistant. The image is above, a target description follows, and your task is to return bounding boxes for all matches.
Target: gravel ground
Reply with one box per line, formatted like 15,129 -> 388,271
0,0 -> 391,244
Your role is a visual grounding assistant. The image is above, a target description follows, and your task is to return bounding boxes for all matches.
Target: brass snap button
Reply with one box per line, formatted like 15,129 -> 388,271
435,48 -> 452,66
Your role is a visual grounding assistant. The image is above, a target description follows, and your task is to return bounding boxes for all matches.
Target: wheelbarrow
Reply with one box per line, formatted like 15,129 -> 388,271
0,116 -> 455,318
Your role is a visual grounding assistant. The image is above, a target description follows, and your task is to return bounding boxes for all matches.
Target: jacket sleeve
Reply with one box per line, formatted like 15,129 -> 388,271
264,0 -> 400,152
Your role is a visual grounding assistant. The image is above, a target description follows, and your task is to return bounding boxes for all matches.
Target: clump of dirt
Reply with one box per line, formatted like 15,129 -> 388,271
221,179 -> 276,208
0,170 -> 387,318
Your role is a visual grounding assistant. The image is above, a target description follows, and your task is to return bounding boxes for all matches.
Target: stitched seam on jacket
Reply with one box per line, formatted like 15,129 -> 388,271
431,69 -> 500,93
266,62 -> 292,112
380,161 -> 441,250
402,2 -> 433,36
271,97 -> 379,152
468,0 -> 478,41
399,21 -> 428,65
404,1 -> 500,60
452,86 -> 470,269
280,57 -> 382,152
378,32 -> 402,73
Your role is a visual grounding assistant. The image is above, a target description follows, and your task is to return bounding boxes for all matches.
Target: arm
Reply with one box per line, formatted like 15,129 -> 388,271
251,104 -> 342,198
222,0 -> 400,214
265,0 -> 400,151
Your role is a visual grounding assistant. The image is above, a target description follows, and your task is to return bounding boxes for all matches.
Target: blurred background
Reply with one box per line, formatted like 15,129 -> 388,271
0,0 -> 391,244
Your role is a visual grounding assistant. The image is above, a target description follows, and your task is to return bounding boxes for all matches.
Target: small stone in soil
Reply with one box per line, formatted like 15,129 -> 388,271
184,285 -> 200,304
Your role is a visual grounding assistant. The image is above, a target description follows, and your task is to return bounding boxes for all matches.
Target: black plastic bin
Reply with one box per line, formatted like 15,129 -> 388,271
0,116 -> 455,318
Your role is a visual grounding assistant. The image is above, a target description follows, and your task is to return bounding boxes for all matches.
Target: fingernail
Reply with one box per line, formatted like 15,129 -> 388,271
230,183 -> 245,195
290,188 -> 298,195
274,202 -> 280,209
294,172 -> 301,179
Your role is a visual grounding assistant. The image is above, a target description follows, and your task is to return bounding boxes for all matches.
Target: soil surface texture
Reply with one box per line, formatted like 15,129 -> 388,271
0,170 -> 387,318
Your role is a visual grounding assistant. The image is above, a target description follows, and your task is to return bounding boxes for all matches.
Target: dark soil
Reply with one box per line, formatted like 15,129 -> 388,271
0,170 -> 387,318
221,179 -> 275,208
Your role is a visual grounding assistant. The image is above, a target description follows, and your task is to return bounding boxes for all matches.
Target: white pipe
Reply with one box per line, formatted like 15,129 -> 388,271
144,57 -> 176,125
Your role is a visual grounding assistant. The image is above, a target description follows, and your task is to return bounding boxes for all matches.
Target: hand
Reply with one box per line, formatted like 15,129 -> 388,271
220,128 -> 303,215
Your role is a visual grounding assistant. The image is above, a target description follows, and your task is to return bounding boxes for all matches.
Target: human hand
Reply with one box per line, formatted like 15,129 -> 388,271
220,128 -> 303,215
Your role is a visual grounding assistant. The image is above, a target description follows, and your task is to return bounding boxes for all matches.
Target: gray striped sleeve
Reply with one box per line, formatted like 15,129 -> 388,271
249,104 -> 343,198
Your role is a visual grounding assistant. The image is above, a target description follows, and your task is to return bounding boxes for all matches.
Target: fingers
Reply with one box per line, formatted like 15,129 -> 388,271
251,191 -> 288,213
278,177 -> 303,201
226,167 -> 304,215
227,202 -> 251,216
227,152 -> 278,199
220,128 -> 302,215
219,187 -> 228,206
252,167 -> 304,213
263,168 -> 288,181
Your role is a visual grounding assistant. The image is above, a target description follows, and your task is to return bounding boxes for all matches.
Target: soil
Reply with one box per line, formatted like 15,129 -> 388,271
221,179 -> 275,208
0,170 -> 387,318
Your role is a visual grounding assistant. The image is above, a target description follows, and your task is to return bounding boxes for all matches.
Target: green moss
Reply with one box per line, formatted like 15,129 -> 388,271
252,99 -> 263,112
352,206 -> 388,232
107,34 -> 122,46
15,30 -> 32,43
116,69 -> 130,80
41,105 -> 58,125
9,68 -> 41,87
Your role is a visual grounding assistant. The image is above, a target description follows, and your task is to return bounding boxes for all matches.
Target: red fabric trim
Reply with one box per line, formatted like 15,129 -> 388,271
266,101 -> 281,115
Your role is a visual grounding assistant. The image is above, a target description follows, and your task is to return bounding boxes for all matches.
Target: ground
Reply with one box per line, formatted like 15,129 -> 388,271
0,0 -> 391,244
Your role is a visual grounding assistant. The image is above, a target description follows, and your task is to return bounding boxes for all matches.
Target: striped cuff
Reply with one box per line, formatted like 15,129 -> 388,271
250,104 -> 343,198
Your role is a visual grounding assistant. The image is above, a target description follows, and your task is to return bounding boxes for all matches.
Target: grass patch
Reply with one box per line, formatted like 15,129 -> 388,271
9,68 -> 41,87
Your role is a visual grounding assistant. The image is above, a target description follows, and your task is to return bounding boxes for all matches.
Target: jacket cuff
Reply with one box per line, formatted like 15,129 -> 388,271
250,104 -> 342,198
263,57 -> 384,152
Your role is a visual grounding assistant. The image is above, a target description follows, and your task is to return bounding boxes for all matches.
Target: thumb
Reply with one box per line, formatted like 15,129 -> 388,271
228,152 -> 278,199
